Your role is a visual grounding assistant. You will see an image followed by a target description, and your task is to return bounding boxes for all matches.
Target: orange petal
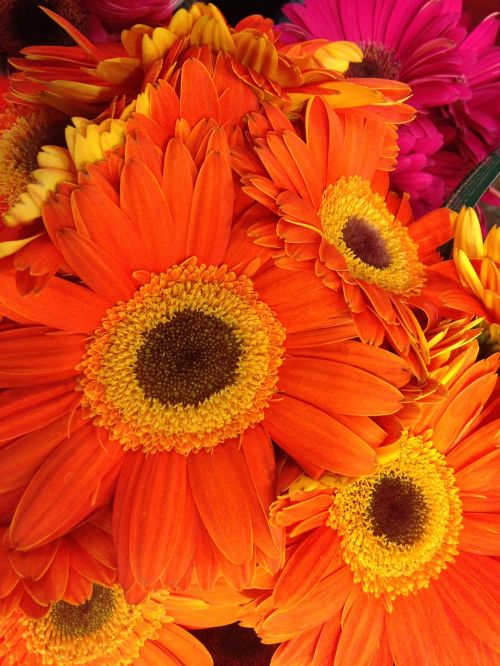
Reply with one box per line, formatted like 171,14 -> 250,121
162,138 -> 196,262
432,374 -> 498,454
253,266 -> 346,332
295,340 -> 411,388
187,443 -> 254,565
278,357 -> 404,416
0,529 -> 19,598
227,430 -> 282,559
22,541 -> 69,606
186,143 -> 233,264
0,330 -> 84,387
0,270 -> 109,332
70,183 -> 152,271
56,228 -> 136,302
335,585 -> 385,666
460,512 -> 500,556
120,158 -> 177,271
8,539 -> 60,581
263,565 -> 352,638
124,452 -> 187,592
10,424 -> 123,549
0,383 -> 80,444
436,553 -> 500,653
387,584 -> 464,665
272,527 -> 341,610
180,58 -> 220,126
265,395 -> 376,476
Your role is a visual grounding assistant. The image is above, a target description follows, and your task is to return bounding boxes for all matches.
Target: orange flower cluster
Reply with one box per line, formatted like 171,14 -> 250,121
0,3 -> 498,665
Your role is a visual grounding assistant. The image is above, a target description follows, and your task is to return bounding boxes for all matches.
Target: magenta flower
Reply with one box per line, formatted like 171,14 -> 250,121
283,0 -> 468,107
282,0 -> 500,213
435,14 -> 500,176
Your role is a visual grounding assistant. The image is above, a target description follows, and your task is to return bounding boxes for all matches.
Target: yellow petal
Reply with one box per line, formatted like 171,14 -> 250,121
484,225 -> 500,262
314,40 -> 363,73
0,233 -> 41,258
453,206 -> 484,259
455,248 -> 485,299
37,145 -> 73,171
4,192 -> 41,226
92,57 -> 142,85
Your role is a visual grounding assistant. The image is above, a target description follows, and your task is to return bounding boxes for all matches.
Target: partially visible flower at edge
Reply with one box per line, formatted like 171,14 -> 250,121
282,0 -> 500,214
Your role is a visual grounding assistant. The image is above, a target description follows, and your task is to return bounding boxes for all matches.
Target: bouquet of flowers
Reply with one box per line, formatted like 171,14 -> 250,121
0,0 -> 498,664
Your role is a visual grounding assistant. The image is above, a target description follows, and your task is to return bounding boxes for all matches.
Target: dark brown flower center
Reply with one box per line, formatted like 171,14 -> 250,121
342,216 -> 392,268
347,42 -> 401,80
368,475 -> 428,546
50,585 -> 115,639
134,309 -> 242,407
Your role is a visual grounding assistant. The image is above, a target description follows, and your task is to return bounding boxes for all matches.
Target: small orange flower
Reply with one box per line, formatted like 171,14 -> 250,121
0,583 -> 215,665
0,508 -> 116,619
235,96 -> 455,370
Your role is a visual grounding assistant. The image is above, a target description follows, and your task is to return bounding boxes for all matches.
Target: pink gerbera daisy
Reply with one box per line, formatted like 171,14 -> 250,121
282,0 -> 499,213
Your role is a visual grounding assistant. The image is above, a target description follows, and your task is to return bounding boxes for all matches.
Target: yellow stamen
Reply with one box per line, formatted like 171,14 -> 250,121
328,432 -> 462,599
318,175 -> 425,294
0,585 -> 170,665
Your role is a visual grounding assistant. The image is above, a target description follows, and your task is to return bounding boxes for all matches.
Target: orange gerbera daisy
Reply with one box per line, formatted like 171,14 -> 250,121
0,508 -> 116,619
0,583 -> 215,665
0,105 -> 413,600
8,3 -> 413,120
245,345 -> 500,665
235,95 -> 456,366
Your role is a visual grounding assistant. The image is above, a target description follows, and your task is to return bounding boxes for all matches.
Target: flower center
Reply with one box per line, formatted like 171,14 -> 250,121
368,475 -> 428,546
50,586 -> 115,639
347,42 -> 401,80
342,216 -> 391,269
13,585 -> 170,665
319,175 -> 425,294
328,434 -> 462,599
79,259 -> 286,455
0,106 -> 66,214
134,309 -> 242,407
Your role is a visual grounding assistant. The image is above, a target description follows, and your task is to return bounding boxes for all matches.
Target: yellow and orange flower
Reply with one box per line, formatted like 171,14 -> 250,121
235,95 -> 458,372
0,583 -> 217,665
0,99 -> 415,601
8,3 -> 414,121
243,345 -> 500,665
0,57 -> 255,293
0,508 -> 116,619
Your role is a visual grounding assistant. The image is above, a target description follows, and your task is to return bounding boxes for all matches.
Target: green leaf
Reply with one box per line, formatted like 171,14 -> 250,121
445,148 -> 500,212
439,149 -> 500,259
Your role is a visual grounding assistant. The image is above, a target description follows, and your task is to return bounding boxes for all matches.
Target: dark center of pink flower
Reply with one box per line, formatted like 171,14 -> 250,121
2,0 -> 87,53
342,216 -> 392,268
191,624 -> 277,666
347,42 -> 401,80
